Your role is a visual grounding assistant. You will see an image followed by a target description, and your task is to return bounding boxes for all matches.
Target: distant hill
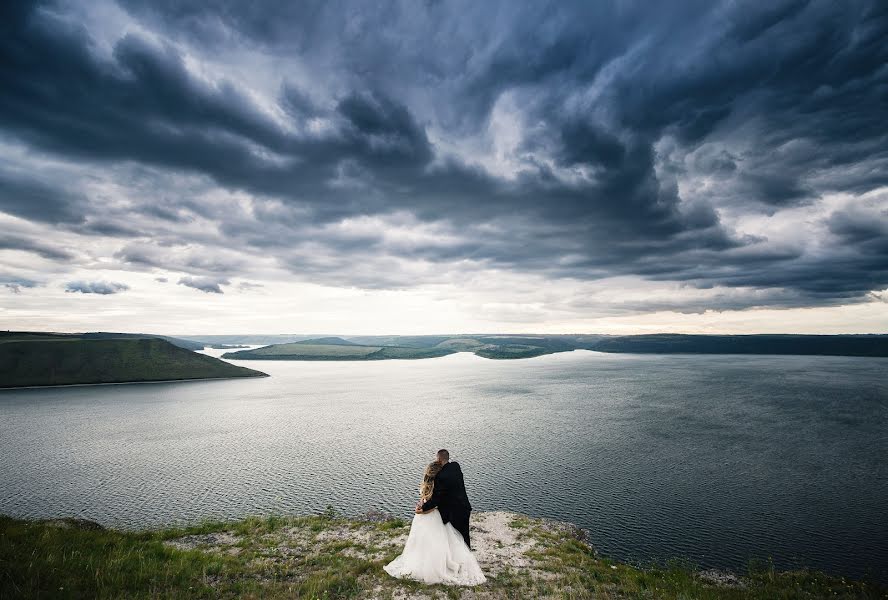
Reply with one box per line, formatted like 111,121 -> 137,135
0,334 -> 267,388
223,334 -> 581,361
73,332 -> 207,351
288,337 -> 360,346
0,331 -> 257,352
219,333 -> 888,361
175,334 -> 333,346
591,334 -> 888,357
222,339 -> 452,361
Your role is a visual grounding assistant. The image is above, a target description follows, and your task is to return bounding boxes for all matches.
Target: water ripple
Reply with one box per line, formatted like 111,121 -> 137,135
1,351 -> 886,582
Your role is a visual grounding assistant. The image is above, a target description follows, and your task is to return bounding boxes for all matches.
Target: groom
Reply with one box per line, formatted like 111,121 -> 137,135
416,449 -> 473,548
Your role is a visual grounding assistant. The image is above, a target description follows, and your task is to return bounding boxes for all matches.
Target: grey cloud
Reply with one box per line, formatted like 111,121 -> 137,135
1,276 -> 39,293
829,208 -> 888,249
0,0 -> 886,313
0,234 -> 74,260
114,241 -> 249,277
336,91 -> 433,166
64,280 -> 129,294
178,275 -> 229,293
0,168 -> 87,224
72,219 -> 144,238
138,204 -> 194,223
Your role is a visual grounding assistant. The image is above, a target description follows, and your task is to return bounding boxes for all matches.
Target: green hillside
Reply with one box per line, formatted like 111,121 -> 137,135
367,346 -> 453,359
287,337 -> 361,346
222,340 -> 453,360
0,336 -> 267,388
0,330 -> 208,351
227,342 -> 382,359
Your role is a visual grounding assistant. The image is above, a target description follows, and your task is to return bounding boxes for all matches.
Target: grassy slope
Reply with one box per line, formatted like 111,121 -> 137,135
0,338 -> 266,388
1,513 -> 883,600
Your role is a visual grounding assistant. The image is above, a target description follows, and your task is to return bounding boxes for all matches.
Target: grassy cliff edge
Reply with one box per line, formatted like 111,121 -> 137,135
1,511 -> 883,599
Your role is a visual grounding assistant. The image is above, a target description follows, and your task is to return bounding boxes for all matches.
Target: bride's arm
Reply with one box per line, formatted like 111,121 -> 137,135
415,496 -> 435,514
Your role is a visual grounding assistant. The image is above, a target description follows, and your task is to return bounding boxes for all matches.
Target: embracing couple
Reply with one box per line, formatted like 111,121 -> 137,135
384,449 -> 486,586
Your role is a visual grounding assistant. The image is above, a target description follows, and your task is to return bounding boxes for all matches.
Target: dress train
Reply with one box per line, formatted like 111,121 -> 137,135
384,510 -> 485,586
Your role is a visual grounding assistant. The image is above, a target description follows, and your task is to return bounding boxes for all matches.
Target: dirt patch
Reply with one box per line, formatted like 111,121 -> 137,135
471,511 -> 541,575
163,512 -> 589,598
164,531 -> 241,552
38,518 -> 105,531
699,568 -> 747,588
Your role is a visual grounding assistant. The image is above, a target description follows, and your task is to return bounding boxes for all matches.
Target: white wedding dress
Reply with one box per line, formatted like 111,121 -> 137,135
384,509 -> 486,585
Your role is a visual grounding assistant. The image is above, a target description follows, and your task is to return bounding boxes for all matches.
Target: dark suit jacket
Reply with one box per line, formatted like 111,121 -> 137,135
420,461 -> 471,525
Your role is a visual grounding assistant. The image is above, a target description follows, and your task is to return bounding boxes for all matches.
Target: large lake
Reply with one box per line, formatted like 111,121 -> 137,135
1,350 -> 886,582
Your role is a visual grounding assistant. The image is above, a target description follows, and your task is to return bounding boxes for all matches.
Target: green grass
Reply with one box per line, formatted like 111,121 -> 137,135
2,513 -> 884,599
0,513 -> 388,599
0,338 -> 267,388
520,522 -> 887,599
0,515 -> 228,599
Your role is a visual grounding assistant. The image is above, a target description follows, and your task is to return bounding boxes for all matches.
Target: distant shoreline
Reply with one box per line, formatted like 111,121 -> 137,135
0,373 -> 269,392
220,333 -> 888,362
221,348 -> 888,361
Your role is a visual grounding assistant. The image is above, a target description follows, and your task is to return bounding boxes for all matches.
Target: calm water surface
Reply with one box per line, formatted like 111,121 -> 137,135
1,350 -> 886,582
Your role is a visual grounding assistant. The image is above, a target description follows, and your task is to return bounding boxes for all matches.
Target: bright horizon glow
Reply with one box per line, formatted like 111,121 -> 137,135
3,274 -> 886,336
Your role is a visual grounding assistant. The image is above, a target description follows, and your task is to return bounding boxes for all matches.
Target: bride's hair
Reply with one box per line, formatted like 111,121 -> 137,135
419,461 -> 443,502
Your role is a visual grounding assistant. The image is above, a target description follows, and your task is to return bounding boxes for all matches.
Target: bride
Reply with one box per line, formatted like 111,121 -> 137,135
384,461 -> 486,585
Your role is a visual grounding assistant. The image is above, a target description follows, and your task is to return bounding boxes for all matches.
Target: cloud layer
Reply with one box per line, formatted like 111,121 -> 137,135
1,0 -> 887,331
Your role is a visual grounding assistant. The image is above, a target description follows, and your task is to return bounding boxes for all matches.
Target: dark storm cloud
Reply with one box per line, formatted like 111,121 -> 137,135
0,168 -> 87,224
1,0 -> 887,310
64,280 -> 129,294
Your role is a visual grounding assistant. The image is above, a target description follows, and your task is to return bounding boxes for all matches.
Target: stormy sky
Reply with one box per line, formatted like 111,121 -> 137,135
1,0 -> 887,334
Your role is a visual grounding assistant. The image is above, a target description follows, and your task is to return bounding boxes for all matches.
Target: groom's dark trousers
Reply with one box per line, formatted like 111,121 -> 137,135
421,461 -> 473,548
